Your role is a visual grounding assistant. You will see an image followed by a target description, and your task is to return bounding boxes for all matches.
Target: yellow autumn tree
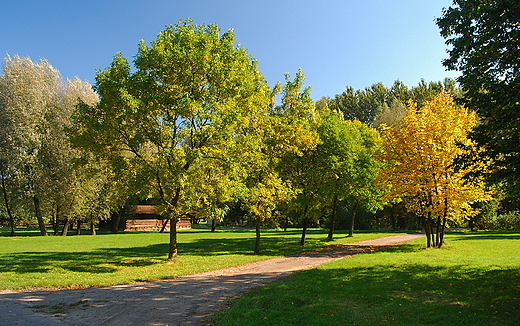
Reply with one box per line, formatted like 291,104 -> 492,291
378,92 -> 489,248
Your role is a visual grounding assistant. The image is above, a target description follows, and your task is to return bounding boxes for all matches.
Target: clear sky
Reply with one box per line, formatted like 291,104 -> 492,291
1,0 -> 459,101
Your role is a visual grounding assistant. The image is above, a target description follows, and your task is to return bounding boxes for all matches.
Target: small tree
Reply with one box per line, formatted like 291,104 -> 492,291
378,92 -> 489,247
314,113 -> 382,239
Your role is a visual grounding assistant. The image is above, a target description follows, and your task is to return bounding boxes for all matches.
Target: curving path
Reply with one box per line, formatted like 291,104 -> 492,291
0,233 -> 424,326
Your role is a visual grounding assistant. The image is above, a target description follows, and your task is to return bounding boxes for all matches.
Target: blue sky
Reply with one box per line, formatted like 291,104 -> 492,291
1,0 -> 459,100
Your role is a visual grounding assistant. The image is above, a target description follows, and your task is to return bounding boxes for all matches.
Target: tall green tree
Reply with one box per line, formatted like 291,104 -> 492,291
238,69 -> 318,253
344,121 -> 383,236
274,70 -> 320,246
329,84 -> 384,126
71,20 -> 270,259
325,79 -> 460,127
316,113 -> 382,239
437,0 -> 520,193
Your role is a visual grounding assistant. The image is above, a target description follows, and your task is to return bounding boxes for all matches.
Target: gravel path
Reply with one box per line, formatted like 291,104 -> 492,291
0,233 -> 424,326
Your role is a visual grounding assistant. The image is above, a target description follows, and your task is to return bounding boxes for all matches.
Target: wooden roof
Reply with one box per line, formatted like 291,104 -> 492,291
134,205 -> 157,215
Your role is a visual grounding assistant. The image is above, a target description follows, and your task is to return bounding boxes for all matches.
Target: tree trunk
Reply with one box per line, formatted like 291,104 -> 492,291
111,210 -> 122,234
424,214 -> 431,248
301,217 -> 308,246
390,206 -> 396,231
1,172 -> 15,236
53,206 -> 60,236
168,216 -> 178,259
438,200 -> 448,248
430,222 -> 435,247
75,220 -> 81,235
90,221 -> 96,235
254,216 -> 261,255
434,217 -> 439,247
160,219 -> 168,233
327,194 -> 338,240
349,199 -> 359,237
438,218 -> 446,248
61,216 -> 70,236
157,183 -> 182,259
211,219 -> 216,232
33,195 -> 47,236
300,205 -> 309,246
284,215 -> 289,232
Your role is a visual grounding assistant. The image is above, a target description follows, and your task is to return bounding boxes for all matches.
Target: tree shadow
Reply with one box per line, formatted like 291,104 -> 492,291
448,231 -> 520,241
0,228 -> 421,279
0,232 -> 336,276
250,263 -> 520,325
374,243 -> 423,253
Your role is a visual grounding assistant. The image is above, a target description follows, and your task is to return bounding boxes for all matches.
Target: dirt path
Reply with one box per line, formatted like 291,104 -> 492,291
0,233 -> 424,326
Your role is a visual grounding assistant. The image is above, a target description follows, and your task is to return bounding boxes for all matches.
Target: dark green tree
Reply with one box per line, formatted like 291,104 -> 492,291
437,0 -> 520,193
326,79 -> 460,127
330,84 -> 384,126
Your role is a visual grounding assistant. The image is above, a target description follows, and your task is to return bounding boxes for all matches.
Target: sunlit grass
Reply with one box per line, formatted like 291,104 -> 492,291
214,231 -> 520,326
0,227 -> 404,290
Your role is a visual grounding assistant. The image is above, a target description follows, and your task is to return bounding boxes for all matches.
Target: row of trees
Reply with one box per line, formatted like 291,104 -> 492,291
0,55 -> 111,237
2,0 -> 517,256
68,21 -> 388,258
65,13 -> 497,254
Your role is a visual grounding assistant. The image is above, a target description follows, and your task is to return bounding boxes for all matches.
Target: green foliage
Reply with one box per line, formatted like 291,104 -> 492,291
71,20 -> 271,258
330,84 -> 384,126
318,112 -> 383,236
323,79 -> 461,127
237,69 -> 318,252
483,211 -> 520,231
0,55 -> 101,236
214,232 -> 520,326
437,0 -> 520,194
281,106 -> 383,241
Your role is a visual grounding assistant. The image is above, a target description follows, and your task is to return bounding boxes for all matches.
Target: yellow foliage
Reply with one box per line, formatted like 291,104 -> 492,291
378,92 -> 490,223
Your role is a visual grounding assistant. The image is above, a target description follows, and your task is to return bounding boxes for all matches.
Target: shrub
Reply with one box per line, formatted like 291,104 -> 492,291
483,211 -> 520,231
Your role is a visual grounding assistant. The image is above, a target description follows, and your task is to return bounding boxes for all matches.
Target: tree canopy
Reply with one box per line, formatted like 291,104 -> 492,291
0,55 -> 100,236
322,78 -> 461,128
71,20 -> 271,259
378,92 -> 489,247
437,0 -> 520,193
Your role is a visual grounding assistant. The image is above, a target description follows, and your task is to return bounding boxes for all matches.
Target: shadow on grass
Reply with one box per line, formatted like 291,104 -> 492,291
448,230 -> 520,241
374,243 -> 422,253
0,228 -> 407,277
232,263 -> 520,326
0,227 -> 403,237
0,230 -> 342,275
0,244 -> 168,274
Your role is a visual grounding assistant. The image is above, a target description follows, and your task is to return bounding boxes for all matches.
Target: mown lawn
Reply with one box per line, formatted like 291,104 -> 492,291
0,227 -> 404,290
213,231 -> 520,326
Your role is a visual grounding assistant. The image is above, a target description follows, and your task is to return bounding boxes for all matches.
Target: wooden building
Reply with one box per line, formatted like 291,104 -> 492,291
124,205 -> 191,231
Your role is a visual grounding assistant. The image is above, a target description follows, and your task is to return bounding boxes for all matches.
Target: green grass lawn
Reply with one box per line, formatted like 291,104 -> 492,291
0,227 -> 404,290
213,231 -> 520,326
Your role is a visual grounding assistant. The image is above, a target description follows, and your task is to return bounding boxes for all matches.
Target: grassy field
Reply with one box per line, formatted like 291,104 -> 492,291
0,227 -> 404,290
213,231 -> 520,326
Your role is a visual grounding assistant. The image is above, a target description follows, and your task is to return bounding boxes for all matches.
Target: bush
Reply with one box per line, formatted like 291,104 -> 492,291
483,211 -> 520,231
